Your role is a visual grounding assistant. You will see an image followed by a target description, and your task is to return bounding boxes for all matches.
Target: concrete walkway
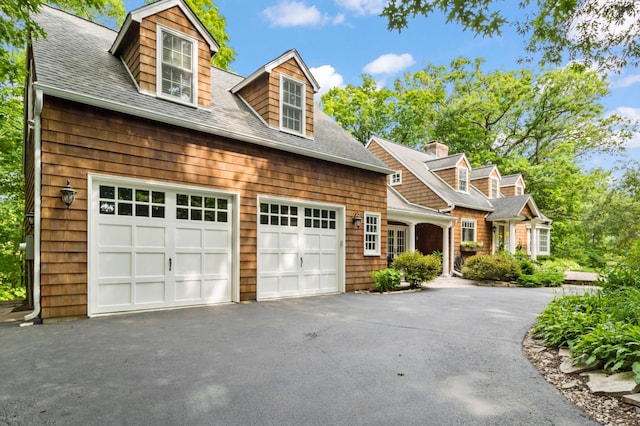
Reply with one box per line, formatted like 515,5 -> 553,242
0,281 -> 595,425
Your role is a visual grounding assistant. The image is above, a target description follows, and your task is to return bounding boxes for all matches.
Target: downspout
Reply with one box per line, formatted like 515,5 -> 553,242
25,89 -> 43,322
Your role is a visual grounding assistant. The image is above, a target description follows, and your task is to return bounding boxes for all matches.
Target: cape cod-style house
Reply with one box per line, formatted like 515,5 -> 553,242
366,136 -> 551,273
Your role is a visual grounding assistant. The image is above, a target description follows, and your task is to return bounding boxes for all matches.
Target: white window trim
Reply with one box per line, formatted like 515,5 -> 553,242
458,167 -> 469,192
279,75 -> 306,136
390,171 -> 402,186
156,24 -> 198,107
490,176 -> 499,198
364,212 -> 381,256
538,228 -> 550,255
461,218 -> 476,242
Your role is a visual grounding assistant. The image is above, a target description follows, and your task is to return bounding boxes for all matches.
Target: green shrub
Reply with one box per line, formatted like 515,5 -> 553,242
371,268 -> 402,292
598,287 -> 640,325
461,253 -> 521,282
391,251 -> 441,288
517,271 -> 564,287
539,258 -> 582,274
598,266 -> 640,291
0,283 -> 26,301
518,258 -> 537,275
570,322 -> 640,381
532,293 -> 609,347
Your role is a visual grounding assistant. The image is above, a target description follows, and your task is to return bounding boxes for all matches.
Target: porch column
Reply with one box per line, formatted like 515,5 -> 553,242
408,222 -> 416,252
442,225 -> 450,276
509,221 -> 517,255
530,221 -> 538,260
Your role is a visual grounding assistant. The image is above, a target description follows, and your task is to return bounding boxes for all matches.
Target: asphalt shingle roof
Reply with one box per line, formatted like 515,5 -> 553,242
486,195 -> 534,221
31,6 -> 390,174
371,136 -> 495,212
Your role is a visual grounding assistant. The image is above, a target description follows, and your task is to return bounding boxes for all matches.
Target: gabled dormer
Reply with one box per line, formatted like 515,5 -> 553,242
231,49 -> 319,139
425,153 -> 471,193
501,174 -> 526,196
109,0 -> 219,108
471,165 -> 502,198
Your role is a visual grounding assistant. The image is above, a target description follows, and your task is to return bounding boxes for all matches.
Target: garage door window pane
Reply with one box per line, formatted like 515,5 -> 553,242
191,209 -> 202,221
152,192 -> 165,204
177,208 -> 189,219
218,199 -> 227,210
136,204 -> 149,217
100,201 -> 115,214
177,194 -> 189,206
152,206 -> 165,218
100,185 -> 115,199
191,196 -> 202,208
118,187 -> 132,201
136,190 -> 149,202
118,203 -> 133,216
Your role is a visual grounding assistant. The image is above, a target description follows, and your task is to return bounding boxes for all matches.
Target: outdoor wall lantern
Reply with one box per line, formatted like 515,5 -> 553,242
352,213 -> 362,228
26,212 -> 34,225
60,180 -> 77,208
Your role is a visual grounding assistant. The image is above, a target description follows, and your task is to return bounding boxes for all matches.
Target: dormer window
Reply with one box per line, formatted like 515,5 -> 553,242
390,171 -> 402,186
490,177 -> 499,198
281,76 -> 304,135
516,184 -> 524,196
157,26 -> 197,104
458,167 -> 468,192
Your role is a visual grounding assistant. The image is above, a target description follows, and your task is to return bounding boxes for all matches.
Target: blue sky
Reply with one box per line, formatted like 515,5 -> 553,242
125,0 -> 640,169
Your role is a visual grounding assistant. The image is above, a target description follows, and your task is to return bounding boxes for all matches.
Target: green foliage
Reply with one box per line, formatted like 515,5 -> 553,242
371,268 -> 402,292
391,251 -> 441,288
381,0 -> 640,70
532,293 -> 608,347
461,253 -> 520,282
538,258 -> 582,274
517,271 -> 564,288
570,322 -> 640,380
598,266 -> 640,291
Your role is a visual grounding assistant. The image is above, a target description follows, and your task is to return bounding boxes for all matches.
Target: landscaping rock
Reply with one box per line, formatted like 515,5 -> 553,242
622,394 -> 640,408
558,348 -> 571,358
583,371 -> 640,397
560,357 -> 602,374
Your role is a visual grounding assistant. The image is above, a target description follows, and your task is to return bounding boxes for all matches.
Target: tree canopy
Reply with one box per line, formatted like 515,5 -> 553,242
381,0 -> 640,71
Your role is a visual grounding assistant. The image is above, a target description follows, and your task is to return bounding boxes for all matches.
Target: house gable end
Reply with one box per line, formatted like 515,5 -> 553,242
233,51 -> 317,138
111,0 -> 214,108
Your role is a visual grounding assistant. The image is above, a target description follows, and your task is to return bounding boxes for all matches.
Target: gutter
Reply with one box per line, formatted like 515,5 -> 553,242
25,89 -> 43,322
31,82 -> 394,176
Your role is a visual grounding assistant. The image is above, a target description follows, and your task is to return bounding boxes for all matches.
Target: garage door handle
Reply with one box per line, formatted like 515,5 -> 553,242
169,257 -> 172,271
300,257 -> 303,268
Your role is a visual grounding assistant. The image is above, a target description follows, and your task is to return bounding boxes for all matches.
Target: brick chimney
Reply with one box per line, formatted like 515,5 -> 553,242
423,141 -> 449,158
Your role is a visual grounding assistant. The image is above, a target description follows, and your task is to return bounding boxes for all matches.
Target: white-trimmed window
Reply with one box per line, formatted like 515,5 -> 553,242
538,228 -> 550,255
458,167 -> 468,192
490,177 -> 499,198
158,26 -> 197,104
461,219 -> 476,242
516,184 -> 524,196
364,212 -> 381,256
281,76 -> 304,134
390,171 -> 402,186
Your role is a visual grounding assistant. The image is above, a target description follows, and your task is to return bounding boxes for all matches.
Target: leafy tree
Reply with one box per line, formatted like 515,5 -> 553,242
321,75 -> 396,145
381,0 -> 640,70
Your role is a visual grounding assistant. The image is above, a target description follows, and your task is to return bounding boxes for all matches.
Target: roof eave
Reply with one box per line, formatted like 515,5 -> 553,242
34,82 -> 392,175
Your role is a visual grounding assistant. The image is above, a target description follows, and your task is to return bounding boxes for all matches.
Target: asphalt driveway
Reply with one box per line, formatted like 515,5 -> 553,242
0,285 -> 596,425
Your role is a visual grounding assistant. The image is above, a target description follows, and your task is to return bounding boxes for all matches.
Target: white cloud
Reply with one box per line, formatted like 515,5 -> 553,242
334,0 -> 386,15
363,53 -> 415,75
310,65 -> 344,98
612,106 -> 640,148
611,73 -> 640,88
263,1 -> 326,27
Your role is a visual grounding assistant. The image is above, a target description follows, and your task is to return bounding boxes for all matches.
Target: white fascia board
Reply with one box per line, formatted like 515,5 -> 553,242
231,50 -> 320,94
34,82 -> 393,175
110,0 -> 219,54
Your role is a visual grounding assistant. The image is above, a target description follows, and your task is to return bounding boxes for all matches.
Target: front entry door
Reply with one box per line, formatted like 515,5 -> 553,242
388,225 -> 407,262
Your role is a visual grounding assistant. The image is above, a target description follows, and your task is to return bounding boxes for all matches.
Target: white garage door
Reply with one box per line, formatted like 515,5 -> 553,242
89,178 -> 234,316
257,200 -> 342,299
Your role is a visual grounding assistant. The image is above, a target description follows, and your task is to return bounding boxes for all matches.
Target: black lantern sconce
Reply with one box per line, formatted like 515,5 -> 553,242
352,213 -> 362,228
60,180 -> 77,208
26,212 -> 35,226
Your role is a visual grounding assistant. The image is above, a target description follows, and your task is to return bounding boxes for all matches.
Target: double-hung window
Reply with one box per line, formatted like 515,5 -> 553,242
538,228 -> 550,254
158,26 -> 196,104
281,77 -> 304,134
458,167 -> 468,192
516,185 -> 524,196
461,219 -> 476,242
490,177 -> 499,198
364,212 -> 381,256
